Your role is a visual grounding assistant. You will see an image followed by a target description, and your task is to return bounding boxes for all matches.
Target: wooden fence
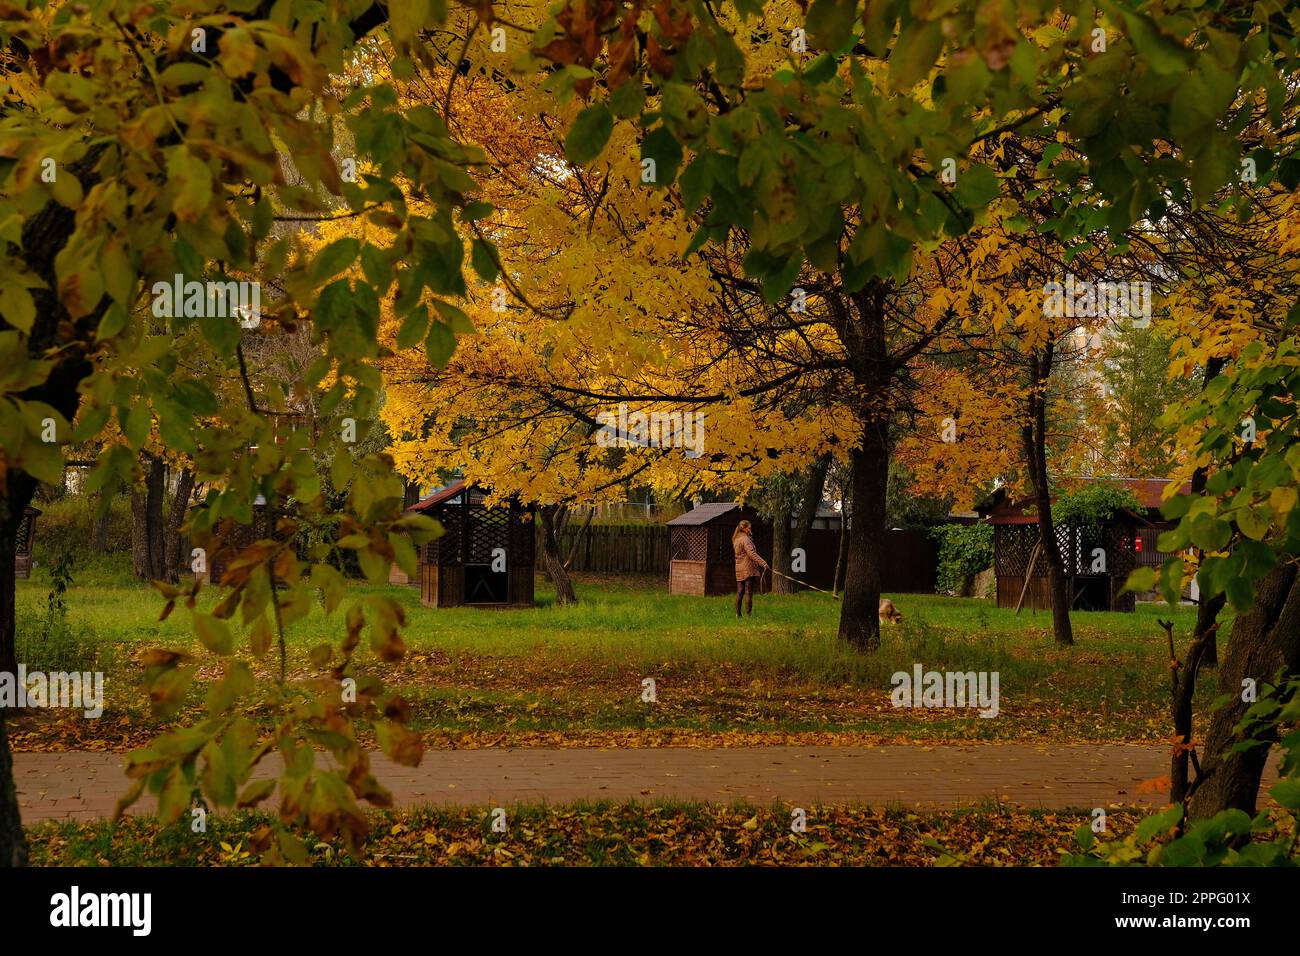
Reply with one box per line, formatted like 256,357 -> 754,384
541,522 -> 938,592
546,523 -> 672,573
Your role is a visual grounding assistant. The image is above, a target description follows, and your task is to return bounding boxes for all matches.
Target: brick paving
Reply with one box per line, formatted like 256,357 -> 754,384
13,744 -> 1281,823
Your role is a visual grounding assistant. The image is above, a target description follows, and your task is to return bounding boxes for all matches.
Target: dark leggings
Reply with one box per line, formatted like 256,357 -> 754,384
736,576 -> 758,617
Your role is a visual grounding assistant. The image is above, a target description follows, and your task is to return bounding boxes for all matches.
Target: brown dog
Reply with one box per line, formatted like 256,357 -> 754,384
878,598 -> 903,623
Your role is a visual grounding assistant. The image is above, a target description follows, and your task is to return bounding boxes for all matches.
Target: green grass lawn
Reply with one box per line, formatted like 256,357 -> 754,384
11,558 -> 1212,747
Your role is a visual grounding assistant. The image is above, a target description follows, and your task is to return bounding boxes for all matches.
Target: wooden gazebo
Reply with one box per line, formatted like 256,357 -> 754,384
15,505 -> 39,579
192,495 -> 295,585
409,480 -> 535,608
667,503 -> 772,596
981,479 -> 1187,612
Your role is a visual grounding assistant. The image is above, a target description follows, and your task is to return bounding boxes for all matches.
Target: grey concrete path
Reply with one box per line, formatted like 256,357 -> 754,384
14,744 -> 1280,822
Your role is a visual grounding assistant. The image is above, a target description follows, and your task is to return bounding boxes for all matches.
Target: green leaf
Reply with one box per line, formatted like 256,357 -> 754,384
564,104 -> 614,166
389,0 -> 433,43
805,0 -> 858,51
1270,778 -> 1300,810
641,126 -> 683,187
954,164 -> 1000,209
1158,557 -> 1184,606
312,238 -> 361,282
1122,567 -> 1157,594
396,305 -> 430,350
0,282 -> 34,333
1121,11 -> 1192,75
433,299 -> 474,334
194,614 -> 234,656
425,320 -> 456,369
124,402 -> 152,449
166,148 -> 214,223
236,778 -> 277,808
890,20 -> 944,90
609,81 -> 646,120
471,239 -> 499,282
1135,803 -> 1183,844
1189,514 -> 1232,551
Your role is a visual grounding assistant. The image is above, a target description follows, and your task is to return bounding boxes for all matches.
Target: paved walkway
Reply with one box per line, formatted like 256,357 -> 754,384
13,745 -> 1280,822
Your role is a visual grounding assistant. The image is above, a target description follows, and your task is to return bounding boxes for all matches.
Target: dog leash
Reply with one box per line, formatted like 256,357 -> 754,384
766,566 -> 842,600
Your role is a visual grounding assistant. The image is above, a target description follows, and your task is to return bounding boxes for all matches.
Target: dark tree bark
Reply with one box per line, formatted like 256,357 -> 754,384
0,494 -> 29,868
1169,593 -> 1226,806
1188,561 -> 1300,820
769,455 -> 832,595
130,487 -> 147,578
403,479 -> 421,510
131,454 -> 167,581
838,430 -> 889,650
1,165 -> 99,867
538,505 -> 578,605
92,495 -> 111,553
0,709 -> 25,867
831,282 -> 893,652
769,482 -> 798,595
792,455 -> 831,555
1021,344 -> 1074,646
163,468 -> 195,583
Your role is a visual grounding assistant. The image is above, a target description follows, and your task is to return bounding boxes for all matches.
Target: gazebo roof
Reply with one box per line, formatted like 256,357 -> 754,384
407,479 -> 469,513
981,477 -> 1192,526
666,502 -> 756,526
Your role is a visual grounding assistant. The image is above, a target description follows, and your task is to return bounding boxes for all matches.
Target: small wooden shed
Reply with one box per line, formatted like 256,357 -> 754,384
193,496 -> 296,585
982,479 -> 1187,612
667,503 -> 772,595
14,505 -> 39,579
409,480 -> 535,608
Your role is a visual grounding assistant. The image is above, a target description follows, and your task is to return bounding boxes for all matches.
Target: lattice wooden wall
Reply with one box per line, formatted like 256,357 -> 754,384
424,496 -> 534,571
671,526 -> 707,561
993,518 -> 1139,612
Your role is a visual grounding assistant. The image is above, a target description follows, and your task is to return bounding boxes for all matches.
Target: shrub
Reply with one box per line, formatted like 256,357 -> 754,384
30,493 -> 131,570
1052,483 -> 1143,530
930,523 -> 994,596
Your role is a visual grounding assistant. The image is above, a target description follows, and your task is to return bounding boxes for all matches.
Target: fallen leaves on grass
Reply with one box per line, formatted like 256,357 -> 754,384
25,804 -> 1146,868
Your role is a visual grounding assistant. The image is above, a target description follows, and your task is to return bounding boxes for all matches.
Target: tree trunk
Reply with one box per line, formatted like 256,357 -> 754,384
787,455 -> 830,594
563,508 -> 594,570
838,431 -> 888,651
2,149 -> 101,868
0,497 -> 23,680
0,710 -> 25,867
130,487 -> 148,578
770,483 -> 797,595
1191,356 -> 1227,669
403,479 -> 421,510
538,505 -> 578,606
92,496 -> 111,553
1188,561 -> 1300,819
1,490 -> 35,868
132,454 -> 167,580
1169,593 -> 1225,806
1021,345 -> 1073,646
163,468 -> 195,583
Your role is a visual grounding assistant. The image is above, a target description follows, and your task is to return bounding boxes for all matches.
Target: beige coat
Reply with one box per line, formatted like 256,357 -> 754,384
733,532 -> 768,581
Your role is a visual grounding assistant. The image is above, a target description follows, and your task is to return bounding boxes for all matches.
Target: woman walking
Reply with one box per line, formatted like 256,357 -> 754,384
732,519 -> 769,618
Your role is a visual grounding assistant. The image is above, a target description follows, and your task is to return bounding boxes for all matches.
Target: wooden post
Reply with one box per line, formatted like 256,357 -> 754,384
1014,533 -> 1043,615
